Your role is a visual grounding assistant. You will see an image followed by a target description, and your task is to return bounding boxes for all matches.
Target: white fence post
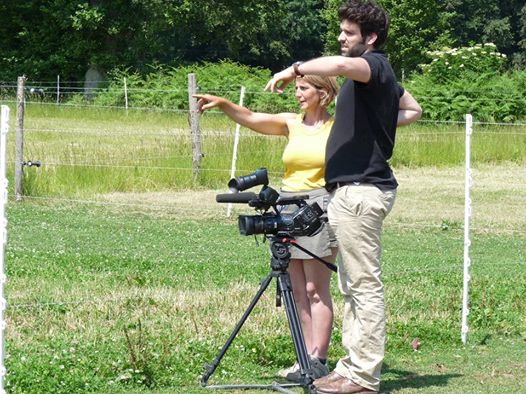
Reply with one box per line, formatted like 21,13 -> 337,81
461,114 -> 473,345
0,105 -> 10,394
56,75 -> 60,105
15,76 -> 26,201
227,86 -> 246,217
124,77 -> 129,115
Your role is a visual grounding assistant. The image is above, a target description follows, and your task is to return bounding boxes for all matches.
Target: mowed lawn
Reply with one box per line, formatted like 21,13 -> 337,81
4,164 -> 526,394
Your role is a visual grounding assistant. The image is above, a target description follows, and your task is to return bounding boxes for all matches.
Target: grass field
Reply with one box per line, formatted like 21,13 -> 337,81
1,104 -> 525,393
4,164 -> 526,393
3,104 -> 526,197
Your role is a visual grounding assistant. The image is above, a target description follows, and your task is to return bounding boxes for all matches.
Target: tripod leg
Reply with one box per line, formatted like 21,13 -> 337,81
276,272 -> 314,387
201,273 -> 274,386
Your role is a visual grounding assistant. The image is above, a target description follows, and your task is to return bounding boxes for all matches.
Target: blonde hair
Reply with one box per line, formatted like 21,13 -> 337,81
298,75 -> 339,107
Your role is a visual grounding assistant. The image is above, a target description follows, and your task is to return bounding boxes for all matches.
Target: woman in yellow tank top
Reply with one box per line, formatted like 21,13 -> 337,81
194,75 -> 339,381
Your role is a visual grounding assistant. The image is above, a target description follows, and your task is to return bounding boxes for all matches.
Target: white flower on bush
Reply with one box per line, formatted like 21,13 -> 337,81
419,43 -> 506,79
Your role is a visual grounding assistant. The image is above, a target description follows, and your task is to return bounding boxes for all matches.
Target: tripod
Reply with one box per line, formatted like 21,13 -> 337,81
201,233 -> 336,394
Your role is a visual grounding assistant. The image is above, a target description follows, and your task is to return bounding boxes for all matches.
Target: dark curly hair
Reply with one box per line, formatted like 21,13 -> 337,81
338,0 -> 389,48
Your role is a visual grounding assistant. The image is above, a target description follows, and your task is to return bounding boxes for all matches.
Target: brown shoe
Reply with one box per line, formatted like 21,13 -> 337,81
313,371 -> 344,387
315,376 -> 377,394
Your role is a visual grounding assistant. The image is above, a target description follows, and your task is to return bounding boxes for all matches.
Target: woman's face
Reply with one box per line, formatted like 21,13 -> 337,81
294,79 -> 323,111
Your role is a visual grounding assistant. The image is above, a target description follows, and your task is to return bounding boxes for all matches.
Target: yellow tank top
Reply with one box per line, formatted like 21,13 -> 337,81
281,114 -> 334,191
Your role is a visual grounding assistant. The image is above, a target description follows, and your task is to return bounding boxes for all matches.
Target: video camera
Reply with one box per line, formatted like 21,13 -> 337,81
216,168 -> 323,237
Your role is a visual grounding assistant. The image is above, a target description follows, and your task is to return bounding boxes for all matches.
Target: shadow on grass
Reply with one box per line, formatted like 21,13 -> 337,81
381,365 -> 462,392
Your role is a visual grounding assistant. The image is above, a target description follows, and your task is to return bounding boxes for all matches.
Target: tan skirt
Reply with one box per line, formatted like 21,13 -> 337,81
278,188 -> 337,260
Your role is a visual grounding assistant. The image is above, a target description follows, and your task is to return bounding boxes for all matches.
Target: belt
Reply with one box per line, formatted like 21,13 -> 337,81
337,181 -> 361,188
327,181 -> 361,192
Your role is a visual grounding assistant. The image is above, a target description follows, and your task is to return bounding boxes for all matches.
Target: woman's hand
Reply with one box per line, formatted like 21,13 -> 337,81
192,92 -> 291,136
193,94 -> 224,113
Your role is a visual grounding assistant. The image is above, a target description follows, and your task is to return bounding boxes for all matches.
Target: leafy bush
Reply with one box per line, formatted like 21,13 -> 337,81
419,43 -> 506,83
58,50 -> 526,123
408,44 -> 526,122
91,61 -> 297,113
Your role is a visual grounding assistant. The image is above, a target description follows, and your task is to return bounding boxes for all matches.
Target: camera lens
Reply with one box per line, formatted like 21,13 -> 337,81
238,214 -> 281,236
238,215 -> 256,236
228,168 -> 268,192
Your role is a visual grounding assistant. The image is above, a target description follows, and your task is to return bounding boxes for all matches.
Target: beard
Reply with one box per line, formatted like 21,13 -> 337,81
343,39 -> 368,57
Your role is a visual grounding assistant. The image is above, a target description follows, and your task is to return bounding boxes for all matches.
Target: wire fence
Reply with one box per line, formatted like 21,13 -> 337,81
2,80 -> 526,120
0,81 -> 525,394
0,79 -> 291,114
1,96 -> 525,313
12,132 -> 526,173
2,98 -> 525,195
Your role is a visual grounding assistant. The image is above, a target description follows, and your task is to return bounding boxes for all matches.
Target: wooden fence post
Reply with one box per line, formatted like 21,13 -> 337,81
15,76 -> 26,201
187,73 -> 202,179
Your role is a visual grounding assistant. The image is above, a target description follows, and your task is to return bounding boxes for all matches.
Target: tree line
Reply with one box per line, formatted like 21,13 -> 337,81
0,0 -> 525,82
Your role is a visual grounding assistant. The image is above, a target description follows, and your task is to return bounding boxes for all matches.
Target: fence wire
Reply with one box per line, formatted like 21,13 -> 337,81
2,102 -> 525,314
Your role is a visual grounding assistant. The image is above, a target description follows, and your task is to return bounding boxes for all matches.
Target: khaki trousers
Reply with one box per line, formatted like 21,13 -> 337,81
327,184 -> 396,391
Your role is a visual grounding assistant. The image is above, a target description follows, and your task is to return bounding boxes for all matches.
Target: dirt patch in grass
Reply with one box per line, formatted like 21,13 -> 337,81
97,164 -> 526,235
391,164 -> 525,234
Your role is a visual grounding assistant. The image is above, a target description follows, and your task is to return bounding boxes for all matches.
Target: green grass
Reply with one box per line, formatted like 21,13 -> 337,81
12,104 -> 287,195
393,122 -> 526,167
1,103 -> 526,393
4,188 -> 526,393
2,104 -> 525,197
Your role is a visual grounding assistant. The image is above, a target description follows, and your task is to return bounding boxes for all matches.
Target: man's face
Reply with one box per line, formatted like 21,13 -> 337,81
338,20 -> 367,57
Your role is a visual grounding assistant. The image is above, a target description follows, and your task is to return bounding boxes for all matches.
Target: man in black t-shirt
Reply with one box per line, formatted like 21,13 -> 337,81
266,1 -> 421,393
325,49 -> 402,190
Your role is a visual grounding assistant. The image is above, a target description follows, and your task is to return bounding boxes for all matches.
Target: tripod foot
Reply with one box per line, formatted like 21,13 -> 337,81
204,382 -> 301,393
201,363 -> 214,387
306,383 -> 317,394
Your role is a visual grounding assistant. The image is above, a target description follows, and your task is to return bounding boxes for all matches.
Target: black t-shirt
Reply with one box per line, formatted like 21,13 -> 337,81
325,50 -> 403,190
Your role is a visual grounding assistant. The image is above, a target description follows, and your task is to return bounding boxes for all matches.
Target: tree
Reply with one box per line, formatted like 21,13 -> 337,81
142,0 -> 326,71
0,0 -> 327,81
321,0 -> 454,78
442,0 -> 526,68
0,0 -> 85,81
282,0 -> 326,64
0,0 -> 182,81
2,0 -> 524,81
517,4 -> 526,68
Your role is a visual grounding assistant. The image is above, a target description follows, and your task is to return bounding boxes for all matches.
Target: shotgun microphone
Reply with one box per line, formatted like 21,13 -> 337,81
216,192 -> 258,204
